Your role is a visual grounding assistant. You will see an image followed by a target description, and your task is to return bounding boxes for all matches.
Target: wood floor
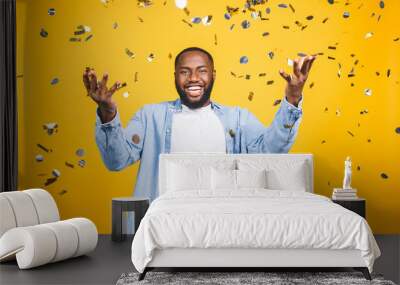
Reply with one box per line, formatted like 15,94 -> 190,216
0,235 -> 398,285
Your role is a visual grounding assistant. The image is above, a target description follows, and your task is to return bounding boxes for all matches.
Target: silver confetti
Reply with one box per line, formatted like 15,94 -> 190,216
364,88 -> 372,96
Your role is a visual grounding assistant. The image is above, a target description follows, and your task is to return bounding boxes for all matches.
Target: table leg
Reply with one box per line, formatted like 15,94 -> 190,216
112,202 -> 123,242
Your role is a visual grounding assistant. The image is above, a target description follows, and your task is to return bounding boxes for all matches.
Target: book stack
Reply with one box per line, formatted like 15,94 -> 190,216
332,188 -> 358,200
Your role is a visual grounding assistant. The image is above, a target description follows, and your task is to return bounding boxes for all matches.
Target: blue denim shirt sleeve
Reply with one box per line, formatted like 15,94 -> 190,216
95,107 -> 146,171
241,96 -> 303,153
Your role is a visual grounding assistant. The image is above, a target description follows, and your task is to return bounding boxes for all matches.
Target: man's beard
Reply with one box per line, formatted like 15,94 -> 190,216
175,78 -> 214,109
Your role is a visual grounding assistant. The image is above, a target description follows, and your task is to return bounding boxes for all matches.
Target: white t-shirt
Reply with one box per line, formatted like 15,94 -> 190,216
170,103 -> 226,153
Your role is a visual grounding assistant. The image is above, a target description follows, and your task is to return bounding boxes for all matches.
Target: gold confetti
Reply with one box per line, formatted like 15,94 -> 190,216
125,48 -> 135,59
248,91 -> 254,101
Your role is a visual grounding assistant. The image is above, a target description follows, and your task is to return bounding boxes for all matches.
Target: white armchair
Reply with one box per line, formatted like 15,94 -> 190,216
0,189 -> 98,269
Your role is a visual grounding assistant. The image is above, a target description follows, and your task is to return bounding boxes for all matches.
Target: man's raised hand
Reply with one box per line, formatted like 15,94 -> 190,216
279,55 -> 316,106
83,67 -> 126,122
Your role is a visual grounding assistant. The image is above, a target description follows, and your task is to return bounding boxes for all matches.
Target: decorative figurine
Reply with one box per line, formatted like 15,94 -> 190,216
342,156 -> 352,189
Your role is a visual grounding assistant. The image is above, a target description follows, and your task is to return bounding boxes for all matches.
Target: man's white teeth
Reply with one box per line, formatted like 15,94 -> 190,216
187,86 -> 202,91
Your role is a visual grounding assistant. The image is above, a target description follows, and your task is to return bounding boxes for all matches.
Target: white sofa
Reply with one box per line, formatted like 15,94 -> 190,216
0,188 -> 98,269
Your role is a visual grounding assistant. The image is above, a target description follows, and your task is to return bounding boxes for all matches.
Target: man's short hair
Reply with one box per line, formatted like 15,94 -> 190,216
174,47 -> 214,69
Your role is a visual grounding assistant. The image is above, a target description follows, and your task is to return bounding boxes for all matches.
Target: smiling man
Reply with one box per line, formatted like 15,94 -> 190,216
83,47 -> 316,201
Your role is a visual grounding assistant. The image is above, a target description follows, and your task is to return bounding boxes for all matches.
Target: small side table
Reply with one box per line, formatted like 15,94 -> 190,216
112,197 -> 149,242
332,198 -> 366,218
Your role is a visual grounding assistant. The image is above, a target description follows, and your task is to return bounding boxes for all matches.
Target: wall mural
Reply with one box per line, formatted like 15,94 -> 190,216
16,0 -> 399,234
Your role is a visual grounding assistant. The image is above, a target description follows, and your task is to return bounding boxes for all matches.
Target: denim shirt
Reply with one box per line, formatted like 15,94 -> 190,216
95,96 -> 303,202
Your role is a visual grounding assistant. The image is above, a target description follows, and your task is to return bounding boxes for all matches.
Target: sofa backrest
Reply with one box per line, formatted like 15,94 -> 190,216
158,153 -> 314,195
0,189 -> 60,238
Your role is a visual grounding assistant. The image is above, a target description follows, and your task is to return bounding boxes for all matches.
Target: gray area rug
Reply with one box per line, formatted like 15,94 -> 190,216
116,271 -> 396,285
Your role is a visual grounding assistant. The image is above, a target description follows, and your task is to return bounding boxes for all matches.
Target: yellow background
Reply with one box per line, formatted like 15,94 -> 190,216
16,0 -> 399,234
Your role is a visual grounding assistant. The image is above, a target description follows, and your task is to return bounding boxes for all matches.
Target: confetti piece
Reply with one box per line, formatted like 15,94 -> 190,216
273,99 -> 282,106
229,129 -> 235,137
347,68 -> 355,78
138,17 -> 144,23
191,17 -> 201,24
230,24 -> 235,31
74,29 -> 85,36
364,88 -> 372,96
227,6 -> 239,15
134,72 -> 139,82
343,11 -> 350,18
52,169 -> 61,177
69,37 -> 81,42
268,51 -> 274,59
75,149 -> 85,157
241,20 -> 250,29
309,82 -> 314,88
357,166 -> 360,171
147,53 -> 155,62
395,127 -> 400,134
35,154 -> 44,162
125,48 -> 135,59
100,0 -> 113,6
122,91 -> 129,98
175,0 -> 187,9
282,25 -> 290,29
287,58 -> 294,66
336,108 -> 341,116
248,91 -> 254,101
387,69 -> 391,77
380,173 -> 388,179
347,130 -> 354,137
322,17 -> 329,23
328,0 -> 334,4
306,15 -> 313,20
65,162 -> 74,168
245,74 -> 251,80
78,159 -> 86,167
43,122 -> 58,135
85,34 -> 93,42
251,11 -> 259,19
37,143 -> 51,153
267,80 -> 274,85
214,34 -> 217,45
48,8 -> 56,16
321,140 -> 326,144
265,7 -> 271,14
59,190 -> 68,195
137,0 -> 152,7
44,177 -> 57,186
283,124 -> 294,128
364,32 -> 374,39
113,22 -> 118,29
240,56 -> 248,64
224,13 -> 231,20
289,3 -> 295,12
202,15 -> 212,25
182,19 -> 193,27
278,3 -> 288,8
40,28 -> 48,38
379,1 -> 384,9
50,78 -> 59,85
183,7 -> 190,16
258,73 -> 266,77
